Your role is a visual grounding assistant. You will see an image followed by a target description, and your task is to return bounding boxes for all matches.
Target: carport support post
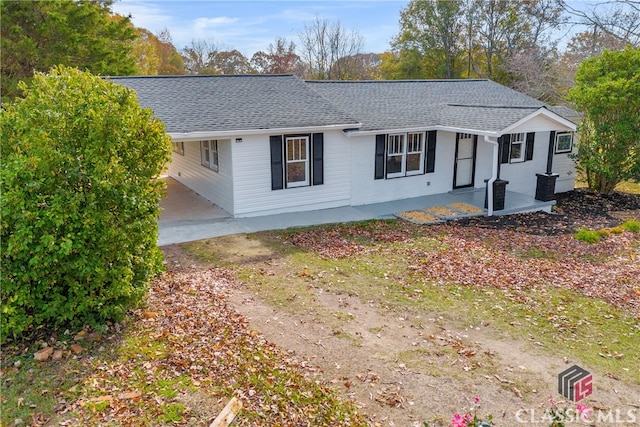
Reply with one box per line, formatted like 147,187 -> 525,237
484,135 -> 499,216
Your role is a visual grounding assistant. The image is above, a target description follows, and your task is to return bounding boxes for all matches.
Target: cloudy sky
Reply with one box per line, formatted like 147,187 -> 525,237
111,0 -> 408,56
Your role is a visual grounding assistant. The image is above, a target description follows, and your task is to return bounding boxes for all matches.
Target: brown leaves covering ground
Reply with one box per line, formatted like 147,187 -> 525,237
4,189 -> 638,426
46,268 -> 363,426
286,190 -> 640,316
56,267 -> 366,426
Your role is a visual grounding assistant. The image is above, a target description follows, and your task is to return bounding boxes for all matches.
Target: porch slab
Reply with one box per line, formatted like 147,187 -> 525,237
158,180 -> 554,246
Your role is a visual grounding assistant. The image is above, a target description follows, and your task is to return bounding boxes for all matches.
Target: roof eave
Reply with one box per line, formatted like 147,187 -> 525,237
344,125 -> 501,137
169,122 -> 363,141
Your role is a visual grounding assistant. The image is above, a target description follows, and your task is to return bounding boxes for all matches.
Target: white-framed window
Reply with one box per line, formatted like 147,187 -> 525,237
386,133 -> 425,178
510,132 -> 526,163
172,140 -> 184,156
286,136 -> 309,187
406,132 -> 424,175
555,132 -> 573,153
200,140 -> 219,171
386,134 -> 405,178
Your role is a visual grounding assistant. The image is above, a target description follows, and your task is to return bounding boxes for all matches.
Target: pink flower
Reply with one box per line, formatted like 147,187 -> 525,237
451,413 -> 473,427
474,396 -> 480,404
548,394 -> 556,407
576,404 -> 592,421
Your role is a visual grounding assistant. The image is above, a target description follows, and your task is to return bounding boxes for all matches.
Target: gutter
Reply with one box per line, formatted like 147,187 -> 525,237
344,125 -> 501,138
169,122 -> 362,141
484,135 -> 499,216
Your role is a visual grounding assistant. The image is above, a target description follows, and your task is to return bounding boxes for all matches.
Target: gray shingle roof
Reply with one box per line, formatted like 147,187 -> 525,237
306,79 -> 559,132
109,74 -> 360,133
110,75 -> 575,135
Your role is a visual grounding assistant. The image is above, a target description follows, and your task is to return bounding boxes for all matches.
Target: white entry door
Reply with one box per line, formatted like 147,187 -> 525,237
454,133 -> 475,188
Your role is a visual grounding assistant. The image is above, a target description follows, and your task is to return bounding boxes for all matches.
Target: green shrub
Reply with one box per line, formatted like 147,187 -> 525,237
574,228 -> 601,243
621,219 -> 640,232
0,66 -> 171,341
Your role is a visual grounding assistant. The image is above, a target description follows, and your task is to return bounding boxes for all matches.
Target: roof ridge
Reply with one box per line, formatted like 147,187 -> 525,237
306,79 -> 490,84
108,73 -> 297,80
446,104 -> 542,109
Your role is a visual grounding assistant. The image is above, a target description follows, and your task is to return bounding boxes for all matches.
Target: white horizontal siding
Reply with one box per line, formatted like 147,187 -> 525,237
499,131 -> 549,197
166,139 -> 234,213
349,131 -> 456,206
474,140 -> 495,189
231,131 -> 351,217
553,134 -> 577,193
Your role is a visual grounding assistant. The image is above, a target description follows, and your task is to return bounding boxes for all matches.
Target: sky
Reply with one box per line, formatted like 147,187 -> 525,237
111,0 -> 409,57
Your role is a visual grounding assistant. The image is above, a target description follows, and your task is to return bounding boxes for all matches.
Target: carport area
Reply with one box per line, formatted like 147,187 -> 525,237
159,177 -> 230,224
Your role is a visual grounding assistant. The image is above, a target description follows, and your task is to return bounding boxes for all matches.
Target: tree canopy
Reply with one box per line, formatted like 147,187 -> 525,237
568,46 -> 640,194
1,0 -> 137,99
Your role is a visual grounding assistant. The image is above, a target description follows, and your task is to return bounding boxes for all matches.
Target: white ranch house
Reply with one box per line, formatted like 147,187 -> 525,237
112,75 -> 578,217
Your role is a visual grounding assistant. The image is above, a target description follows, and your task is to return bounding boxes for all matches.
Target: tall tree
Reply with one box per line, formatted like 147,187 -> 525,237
251,38 -> 305,76
560,0 -> 640,46
131,28 -> 161,75
331,53 -> 382,80
1,0 -> 137,99
155,29 -> 186,75
388,0 -> 566,98
212,50 -> 253,74
181,39 -> 220,74
298,16 -> 364,80
392,0 -> 465,79
568,47 -> 640,194
470,0 -> 531,80
555,27 -> 629,97
130,28 -> 185,75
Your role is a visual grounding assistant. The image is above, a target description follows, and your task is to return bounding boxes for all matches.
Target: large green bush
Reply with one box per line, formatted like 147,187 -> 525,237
1,66 -> 171,341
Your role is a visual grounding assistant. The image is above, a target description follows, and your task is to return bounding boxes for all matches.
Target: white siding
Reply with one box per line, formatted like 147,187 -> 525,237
349,131 -> 456,206
474,140 -> 495,189
499,132 -> 549,196
166,139 -> 234,213
231,130 -> 351,217
553,133 -> 578,193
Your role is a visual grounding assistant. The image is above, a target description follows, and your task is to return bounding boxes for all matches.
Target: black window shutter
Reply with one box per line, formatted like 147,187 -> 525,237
425,130 -> 437,173
546,131 -> 556,174
374,134 -> 386,179
500,134 -> 511,164
312,133 -> 324,185
525,132 -> 535,161
270,135 -> 284,190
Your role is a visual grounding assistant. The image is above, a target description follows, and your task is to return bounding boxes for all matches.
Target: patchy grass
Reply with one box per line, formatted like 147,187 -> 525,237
188,222 -> 640,387
616,181 -> 640,194
3,191 -> 639,426
1,269 -> 368,426
575,180 -> 640,194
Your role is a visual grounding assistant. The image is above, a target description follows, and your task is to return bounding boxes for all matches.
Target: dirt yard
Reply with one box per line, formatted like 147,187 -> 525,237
163,189 -> 640,426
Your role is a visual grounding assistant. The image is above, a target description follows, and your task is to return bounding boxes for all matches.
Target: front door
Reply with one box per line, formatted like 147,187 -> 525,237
454,133 -> 476,188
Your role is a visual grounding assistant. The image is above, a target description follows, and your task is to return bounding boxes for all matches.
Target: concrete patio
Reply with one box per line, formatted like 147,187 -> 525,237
158,177 -> 554,246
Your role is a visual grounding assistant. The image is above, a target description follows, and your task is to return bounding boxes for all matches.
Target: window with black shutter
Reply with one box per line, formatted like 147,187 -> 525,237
270,133 -> 324,190
500,132 -> 535,164
374,131 -> 434,179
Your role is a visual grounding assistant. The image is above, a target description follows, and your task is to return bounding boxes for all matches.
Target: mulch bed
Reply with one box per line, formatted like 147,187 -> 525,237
451,188 -> 640,235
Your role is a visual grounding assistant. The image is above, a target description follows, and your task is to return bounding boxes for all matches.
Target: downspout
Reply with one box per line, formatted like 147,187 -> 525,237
484,135 -> 499,216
